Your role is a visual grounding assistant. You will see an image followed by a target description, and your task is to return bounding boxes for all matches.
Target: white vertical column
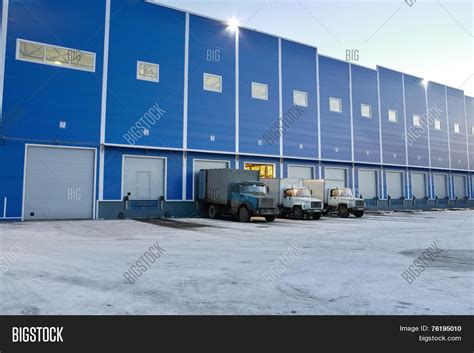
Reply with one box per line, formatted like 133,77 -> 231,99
463,96 -> 470,171
235,25 -> 239,168
444,86 -> 452,198
278,37 -> 283,177
401,74 -> 410,199
0,0 -> 9,124
98,0 -> 111,209
182,12 -> 189,200
316,53 -> 321,162
377,69 -> 384,198
349,63 -> 355,195
424,81 -> 433,198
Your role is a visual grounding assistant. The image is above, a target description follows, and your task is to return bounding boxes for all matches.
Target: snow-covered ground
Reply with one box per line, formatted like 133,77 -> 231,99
0,210 -> 472,315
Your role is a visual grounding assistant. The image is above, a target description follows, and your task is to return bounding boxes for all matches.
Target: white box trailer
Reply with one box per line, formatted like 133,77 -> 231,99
303,179 -> 365,218
262,178 -> 323,220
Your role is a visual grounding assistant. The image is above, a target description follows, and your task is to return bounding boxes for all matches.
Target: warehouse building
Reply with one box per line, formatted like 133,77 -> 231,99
0,0 -> 473,220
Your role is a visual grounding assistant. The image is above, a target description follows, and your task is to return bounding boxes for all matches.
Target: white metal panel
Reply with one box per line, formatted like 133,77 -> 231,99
434,174 -> 448,199
453,175 -> 466,198
288,165 -> 313,179
193,159 -> 229,199
411,173 -> 426,198
386,171 -> 403,199
24,146 -> 95,220
358,170 -> 377,199
123,156 -> 164,200
324,167 -> 346,195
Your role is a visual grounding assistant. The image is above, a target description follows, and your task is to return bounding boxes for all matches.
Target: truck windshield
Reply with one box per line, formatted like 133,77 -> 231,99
241,184 -> 266,195
338,189 -> 353,197
293,188 -> 310,197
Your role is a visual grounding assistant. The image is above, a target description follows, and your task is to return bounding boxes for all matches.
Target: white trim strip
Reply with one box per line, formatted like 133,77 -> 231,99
3,197 -> 6,218
463,96 -> 470,171
445,86 -> 452,170
235,26 -> 239,154
0,0 -> 9,122
278,38 -> 283,159
183,12 -> 189,150
316,53 -> 321,160
98,0 -> 111,202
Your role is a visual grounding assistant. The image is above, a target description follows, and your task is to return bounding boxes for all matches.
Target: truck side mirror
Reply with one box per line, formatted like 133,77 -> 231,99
266,185 -> 269,193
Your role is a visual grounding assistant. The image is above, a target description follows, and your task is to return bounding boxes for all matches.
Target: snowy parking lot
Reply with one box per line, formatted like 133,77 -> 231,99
0,210 -> 473,315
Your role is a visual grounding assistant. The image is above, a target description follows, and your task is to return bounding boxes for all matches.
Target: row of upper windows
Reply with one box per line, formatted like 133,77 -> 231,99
15,40 -> 474,135
328,97 -> 470,134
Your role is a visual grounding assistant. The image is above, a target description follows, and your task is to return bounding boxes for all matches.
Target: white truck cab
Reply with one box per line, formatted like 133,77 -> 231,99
303,180 -> 365,218
263,179 -> 324,220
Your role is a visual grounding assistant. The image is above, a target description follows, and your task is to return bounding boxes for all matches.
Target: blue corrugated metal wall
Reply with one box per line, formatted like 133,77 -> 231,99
0,0 -> 472,220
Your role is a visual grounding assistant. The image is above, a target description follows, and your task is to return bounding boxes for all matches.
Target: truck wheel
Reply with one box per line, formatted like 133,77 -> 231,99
265,215 -> 276,222
208,204 -> 218,219
238,206 -> 251,222
353,210 -> 364,218
312,213 -> 322,220
338,205 -> 350,218
293,206 -> 303,220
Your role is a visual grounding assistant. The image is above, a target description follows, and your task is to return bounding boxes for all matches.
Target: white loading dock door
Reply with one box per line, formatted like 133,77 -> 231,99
453,175 -> 466,199
123,156 -> 165,200
193,160 -> 229,198
288,165 -> 314,179
324,168 -> 346,192
358,170 -> 377,199
386,171 -> 403,199
411,173 -> 426,198
24,146 -> 95,220
434,174 -> 448,199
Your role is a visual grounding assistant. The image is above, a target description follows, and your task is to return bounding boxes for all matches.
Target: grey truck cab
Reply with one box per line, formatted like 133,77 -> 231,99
263,178 -> 324,220
303,180 -> 365,218
198,169 -> 279,222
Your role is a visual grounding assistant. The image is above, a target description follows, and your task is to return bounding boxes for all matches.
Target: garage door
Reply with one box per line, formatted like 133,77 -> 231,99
194,160 -> 230,197
24,146 -> 95,220
434,174 -> 448,198
386,171 -> 403,199
411,173 -> 426,198
358,170 -> 377,199
324,168 -> 346,193
123,156 -> 165,200
453,175 -> 466,199
288,165 -> 314,179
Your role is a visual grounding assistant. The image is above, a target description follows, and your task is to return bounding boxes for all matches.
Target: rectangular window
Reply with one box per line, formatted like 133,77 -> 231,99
293,90 -> 308,107
388,109 -> 398,123
252,82 -> 268,100
361,104 -> 372,118
329,97 -> 342,113
137,61 -> 159,82
454,123 -> 461,134
472,126 -> 474,135
434,119 -> 442,130
244,163 -> 275,178
16,39 -> 95,72
203,73 -> 222,93
413,114 -> 421,127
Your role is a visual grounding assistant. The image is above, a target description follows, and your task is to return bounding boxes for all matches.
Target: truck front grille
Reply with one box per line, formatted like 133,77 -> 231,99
258,198 -> 274,208
311,201 -> 322,209
356,200 -> 365,207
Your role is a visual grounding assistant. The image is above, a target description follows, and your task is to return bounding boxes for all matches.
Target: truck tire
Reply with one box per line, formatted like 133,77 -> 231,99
265,215 -> 276,222
208,204 -> 218,219
338,205 -> 350,218
238,206 -> 251,222
353,210 -> 364,218
312,213 -> 322,220
293,206 -> 303,220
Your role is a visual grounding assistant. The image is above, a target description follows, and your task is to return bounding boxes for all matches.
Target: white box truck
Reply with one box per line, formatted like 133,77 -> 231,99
303,179 -> 365,218
262,178 -> 324,220
198,169 -> 279,222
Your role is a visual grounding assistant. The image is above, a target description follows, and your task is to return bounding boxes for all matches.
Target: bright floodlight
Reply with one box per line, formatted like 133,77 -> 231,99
422,79 -> 428,87
228,17 -> 240,32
